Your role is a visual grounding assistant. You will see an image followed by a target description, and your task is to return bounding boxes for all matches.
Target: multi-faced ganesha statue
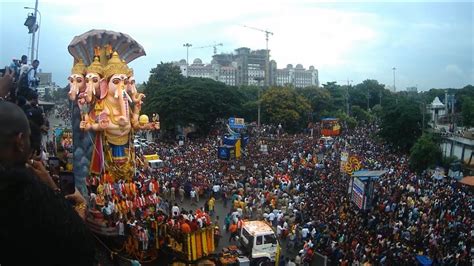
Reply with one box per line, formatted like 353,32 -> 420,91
75,51 -> 158,181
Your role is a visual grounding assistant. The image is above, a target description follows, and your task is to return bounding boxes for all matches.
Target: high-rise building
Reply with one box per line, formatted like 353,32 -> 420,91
37,71 -> 52,86
174,47 -> 318,88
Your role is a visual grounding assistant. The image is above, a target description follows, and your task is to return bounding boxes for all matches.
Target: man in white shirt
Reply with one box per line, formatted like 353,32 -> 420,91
172,204 -> 180,217
301,227 -> 310,240
190,189 -> 196,205
267,212 -> 276,226
212,184 -> 220,198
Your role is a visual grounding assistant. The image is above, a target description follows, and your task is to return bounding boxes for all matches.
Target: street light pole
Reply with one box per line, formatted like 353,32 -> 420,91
183,43 -> 192,77
29,0 -> 39,62
346,79 -> 352,115
25,6 -> 41,60
265,35 -> 269,87
392,67 -> 396,92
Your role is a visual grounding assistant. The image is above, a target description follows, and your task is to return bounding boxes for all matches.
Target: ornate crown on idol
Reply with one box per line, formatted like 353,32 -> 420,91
86,57 -> 104,76
103,52 -> 130,79
71,59 -> 86,75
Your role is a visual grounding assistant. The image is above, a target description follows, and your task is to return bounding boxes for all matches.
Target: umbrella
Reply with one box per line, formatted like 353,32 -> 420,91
459,176 -> 474,186
68,29 -> 146,65
416,255 -> 432,266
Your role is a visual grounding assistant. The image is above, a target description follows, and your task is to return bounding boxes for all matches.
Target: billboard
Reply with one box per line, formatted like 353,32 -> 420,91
218,145 -> 235,160
228,117 -> 245,129
351,177 -> 366,210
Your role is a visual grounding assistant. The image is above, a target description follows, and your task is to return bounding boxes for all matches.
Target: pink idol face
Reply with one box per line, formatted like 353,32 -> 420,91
86,73 -> 100,84
86,73 -> 101,95
110,74 -> 129,87
69,74 -> 85,86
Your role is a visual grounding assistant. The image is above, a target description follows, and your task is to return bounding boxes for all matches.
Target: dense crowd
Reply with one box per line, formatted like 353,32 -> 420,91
2,59 -> 471,265
86,120 -> 472,265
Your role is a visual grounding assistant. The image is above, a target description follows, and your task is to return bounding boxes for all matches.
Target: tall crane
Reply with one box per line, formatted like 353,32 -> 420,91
194,43 -> 223,55
243,25 -> 274,87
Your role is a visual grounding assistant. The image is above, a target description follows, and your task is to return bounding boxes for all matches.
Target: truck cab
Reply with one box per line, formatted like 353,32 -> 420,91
143,154 -> 164,171
239,221 -> 279,265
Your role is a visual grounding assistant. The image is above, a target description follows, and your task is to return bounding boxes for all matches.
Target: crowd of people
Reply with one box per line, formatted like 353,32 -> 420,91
84,119 -> 472,265
1,60 -> 472,265
0,63 -> 95,265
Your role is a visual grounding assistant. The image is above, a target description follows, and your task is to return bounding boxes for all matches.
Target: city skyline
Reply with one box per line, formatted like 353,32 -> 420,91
0,0 -> 472,90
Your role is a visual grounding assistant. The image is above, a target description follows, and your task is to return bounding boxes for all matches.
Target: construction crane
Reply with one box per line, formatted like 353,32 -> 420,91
194,43 -> 223,55
242,25 -> 274,87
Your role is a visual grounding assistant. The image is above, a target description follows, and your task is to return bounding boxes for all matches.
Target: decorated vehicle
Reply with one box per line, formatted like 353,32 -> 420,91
321,118 -> 341,136
66,30 -> 161,261
238,220 -> 280,266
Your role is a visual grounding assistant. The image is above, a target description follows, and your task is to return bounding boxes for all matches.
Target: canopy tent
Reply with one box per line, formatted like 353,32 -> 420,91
416,255 -> 433,266
352,170 -> 387,181
459,176 -> 474,186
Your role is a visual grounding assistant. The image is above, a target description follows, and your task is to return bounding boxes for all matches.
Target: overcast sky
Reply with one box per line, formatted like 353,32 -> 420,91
1,0 -> 473,90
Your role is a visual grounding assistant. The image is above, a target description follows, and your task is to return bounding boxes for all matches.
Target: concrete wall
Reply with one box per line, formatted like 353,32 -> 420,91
440,135 -> 474,166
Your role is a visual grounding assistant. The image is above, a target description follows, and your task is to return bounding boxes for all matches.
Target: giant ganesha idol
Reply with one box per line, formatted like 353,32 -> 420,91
67,30 -> 157,182
79,51 -> 155,181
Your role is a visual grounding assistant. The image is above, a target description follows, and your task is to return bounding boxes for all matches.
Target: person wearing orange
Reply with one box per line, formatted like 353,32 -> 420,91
181,221 -> 191,233
229,222 -> 238,242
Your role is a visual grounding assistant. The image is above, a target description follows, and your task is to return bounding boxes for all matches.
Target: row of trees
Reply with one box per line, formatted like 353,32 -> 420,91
136,62 -> 473,172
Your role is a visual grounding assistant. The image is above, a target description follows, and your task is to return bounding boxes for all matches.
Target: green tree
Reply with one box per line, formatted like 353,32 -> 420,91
409,133 -> 442,173
455,85 -> 474,113
351,105 -> 373,123
352,80 -> 386,110
371,104 -> 383,119
296,86 -> 331,121
144,62 -> 184,91
261,86 -> 311,132
461,96 -> 474,127
379,97 -> 423,152
322,82 -> 345,113
336,111 -> 357,129
235,85 -> 259,123
142,63 -> 185,117
145,77 -> 242,134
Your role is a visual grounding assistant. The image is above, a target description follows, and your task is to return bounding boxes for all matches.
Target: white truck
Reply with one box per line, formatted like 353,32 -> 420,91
237,220 -> 280,266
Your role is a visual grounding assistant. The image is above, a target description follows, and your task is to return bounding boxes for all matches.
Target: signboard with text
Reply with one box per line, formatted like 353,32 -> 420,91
228,117 -> 245,129
352,177 -> 366,210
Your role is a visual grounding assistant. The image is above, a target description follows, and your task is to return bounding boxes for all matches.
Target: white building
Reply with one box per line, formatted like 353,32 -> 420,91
175,58 -> 238,86
428,97 -> 446,128
247,63 -> 265,86
218,66 -> 237,86
174,48 -> 319,88
276,64 -> 319,88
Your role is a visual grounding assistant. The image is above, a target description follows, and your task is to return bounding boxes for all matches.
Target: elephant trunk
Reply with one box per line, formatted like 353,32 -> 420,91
117,83 -> 129,120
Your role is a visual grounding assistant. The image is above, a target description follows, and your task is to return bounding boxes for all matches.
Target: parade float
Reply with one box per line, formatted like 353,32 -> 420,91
321,117 -> 341,136
67,30 -> 219,263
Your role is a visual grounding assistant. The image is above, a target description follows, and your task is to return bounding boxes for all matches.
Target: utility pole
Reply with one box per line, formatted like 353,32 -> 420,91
346,79 -> 352,115
29,0 -> 39,62
24,6 -> 41,60
183,43 -> 192,77
243,25 -> 274,87
392,67 -> 396,92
